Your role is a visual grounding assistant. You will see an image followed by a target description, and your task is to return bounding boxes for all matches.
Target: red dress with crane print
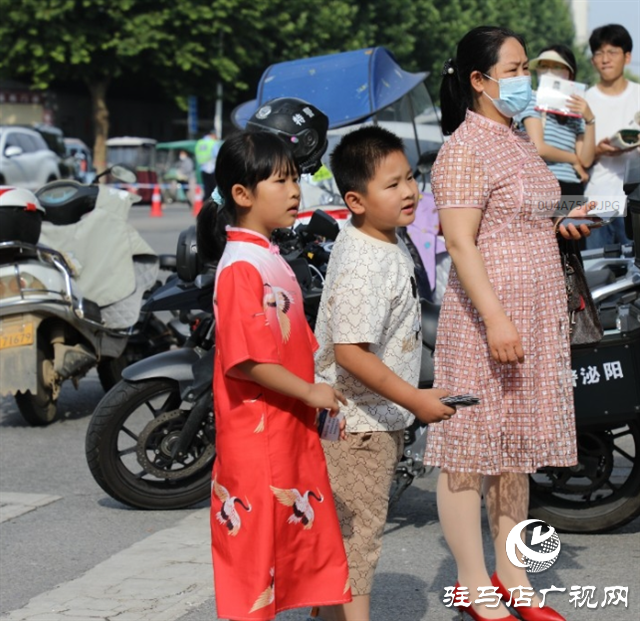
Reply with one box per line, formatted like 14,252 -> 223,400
211,228 -> 351,620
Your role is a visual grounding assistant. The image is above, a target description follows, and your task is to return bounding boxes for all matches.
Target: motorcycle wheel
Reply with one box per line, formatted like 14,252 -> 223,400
85,378 -> 215,510
529,421 -> 640,533
14,340 -> 58,426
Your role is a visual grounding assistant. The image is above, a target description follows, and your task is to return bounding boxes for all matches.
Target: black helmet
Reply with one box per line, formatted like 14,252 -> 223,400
246,97 -> 329,174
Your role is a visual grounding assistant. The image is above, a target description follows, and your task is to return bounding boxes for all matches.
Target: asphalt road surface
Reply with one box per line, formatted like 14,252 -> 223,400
1,202 -> 638,621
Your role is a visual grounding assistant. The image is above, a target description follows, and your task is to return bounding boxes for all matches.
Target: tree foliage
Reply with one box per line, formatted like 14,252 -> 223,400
0,0 -> 586,162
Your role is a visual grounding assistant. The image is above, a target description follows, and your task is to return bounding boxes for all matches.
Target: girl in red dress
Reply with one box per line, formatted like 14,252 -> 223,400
197,131 -> 351,621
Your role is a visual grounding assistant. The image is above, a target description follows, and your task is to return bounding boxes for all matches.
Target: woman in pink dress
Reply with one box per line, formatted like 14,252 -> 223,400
424,26 -> 593,621
198,131 -> 351,620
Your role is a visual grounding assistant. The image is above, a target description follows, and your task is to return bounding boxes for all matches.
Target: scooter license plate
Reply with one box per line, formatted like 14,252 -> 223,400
0,322 -> 35,349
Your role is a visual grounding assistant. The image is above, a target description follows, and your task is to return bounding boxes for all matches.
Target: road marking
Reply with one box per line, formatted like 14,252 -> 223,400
0,508 -> 213,621
0,492 -> 62,523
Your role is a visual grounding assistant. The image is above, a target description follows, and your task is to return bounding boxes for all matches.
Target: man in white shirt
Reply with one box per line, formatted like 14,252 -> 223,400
584,24 -> 640,248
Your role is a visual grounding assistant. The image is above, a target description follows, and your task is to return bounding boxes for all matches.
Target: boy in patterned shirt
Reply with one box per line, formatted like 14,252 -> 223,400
313,126 -> 454,621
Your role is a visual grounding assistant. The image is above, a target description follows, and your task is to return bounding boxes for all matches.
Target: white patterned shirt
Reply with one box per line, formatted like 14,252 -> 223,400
314,221 -> 421,432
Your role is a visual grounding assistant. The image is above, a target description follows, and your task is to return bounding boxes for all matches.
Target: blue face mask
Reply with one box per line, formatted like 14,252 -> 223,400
483,74 -> 532,118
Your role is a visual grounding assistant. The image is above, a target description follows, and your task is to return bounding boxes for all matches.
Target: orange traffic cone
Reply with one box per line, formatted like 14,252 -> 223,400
150,184 -> 163,217
192,184 -> 204,217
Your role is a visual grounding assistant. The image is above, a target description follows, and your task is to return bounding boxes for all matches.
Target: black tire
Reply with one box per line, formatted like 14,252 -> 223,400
15,340 -> 58,426
529,421 -> 640,533
86,378 -> 215,509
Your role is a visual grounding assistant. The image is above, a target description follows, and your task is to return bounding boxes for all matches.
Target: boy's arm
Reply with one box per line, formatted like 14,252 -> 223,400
235,361 -> 345,413
334,343 -> 454,423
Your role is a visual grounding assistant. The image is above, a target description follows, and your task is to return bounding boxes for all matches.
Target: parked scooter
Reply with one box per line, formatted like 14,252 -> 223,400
0,166 -> 177,426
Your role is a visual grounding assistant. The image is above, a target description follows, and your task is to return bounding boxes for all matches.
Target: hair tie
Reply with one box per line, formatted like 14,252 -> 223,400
442,58 -> 456,76
211,187 -> 225,212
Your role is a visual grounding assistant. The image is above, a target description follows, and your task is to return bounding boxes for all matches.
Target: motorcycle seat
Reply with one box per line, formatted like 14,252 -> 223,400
420,299 -> 440,350
585,268 -> 615,291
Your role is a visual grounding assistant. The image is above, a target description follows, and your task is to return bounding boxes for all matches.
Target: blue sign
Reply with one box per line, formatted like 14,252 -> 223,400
188,96 -> 198,136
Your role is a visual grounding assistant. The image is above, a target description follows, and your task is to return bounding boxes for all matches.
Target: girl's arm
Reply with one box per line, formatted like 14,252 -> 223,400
439,208 -> 525,364
235,361 -> 345,412
523,117 -> 580,164
568,95 -> 596,168
334,343 -> 453,424
575,132 -> 596,169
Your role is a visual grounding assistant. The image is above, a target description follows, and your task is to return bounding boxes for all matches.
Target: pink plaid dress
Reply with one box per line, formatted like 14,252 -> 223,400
425,110 -> 577,474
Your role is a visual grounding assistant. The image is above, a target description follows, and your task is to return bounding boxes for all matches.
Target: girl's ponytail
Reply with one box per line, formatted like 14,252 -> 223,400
196,193 -> 235,265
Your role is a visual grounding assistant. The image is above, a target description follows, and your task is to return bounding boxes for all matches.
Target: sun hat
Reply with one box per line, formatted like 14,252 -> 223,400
529,50 -> 574,73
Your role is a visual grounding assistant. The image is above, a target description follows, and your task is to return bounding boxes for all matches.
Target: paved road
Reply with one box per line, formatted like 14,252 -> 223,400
1,202 -> 638,621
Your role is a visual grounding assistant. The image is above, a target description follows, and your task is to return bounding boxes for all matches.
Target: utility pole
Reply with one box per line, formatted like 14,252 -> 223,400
214,31 -> 224,138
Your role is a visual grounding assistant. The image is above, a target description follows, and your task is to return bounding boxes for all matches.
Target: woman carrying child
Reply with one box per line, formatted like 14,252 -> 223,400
425,26 -> 592,621
197,131 -> 351,621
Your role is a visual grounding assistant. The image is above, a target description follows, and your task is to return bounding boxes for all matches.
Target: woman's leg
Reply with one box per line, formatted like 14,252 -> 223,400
437,470 -> 511,618
484,472 -> 542,606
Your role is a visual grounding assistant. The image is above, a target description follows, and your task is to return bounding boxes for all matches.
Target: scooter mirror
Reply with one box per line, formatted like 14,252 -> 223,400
307,209 -> 340,241
110,164 -> 137,184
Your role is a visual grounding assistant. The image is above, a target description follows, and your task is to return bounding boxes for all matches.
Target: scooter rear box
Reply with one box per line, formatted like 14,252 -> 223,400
0,207 -> 42,245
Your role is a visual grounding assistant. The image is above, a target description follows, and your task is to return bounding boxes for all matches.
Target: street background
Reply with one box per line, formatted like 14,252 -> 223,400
1,203 -> 638,621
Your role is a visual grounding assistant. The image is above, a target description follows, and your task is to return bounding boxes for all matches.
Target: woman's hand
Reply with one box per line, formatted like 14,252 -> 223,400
485,314 -> 525,364
567,95 -> 594,124
557,201 -> 597,240
304,382 -> 346,414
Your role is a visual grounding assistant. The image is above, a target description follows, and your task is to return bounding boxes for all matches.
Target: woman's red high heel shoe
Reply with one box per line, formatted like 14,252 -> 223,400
451,582 -> 516,621
490,573 -> 566,621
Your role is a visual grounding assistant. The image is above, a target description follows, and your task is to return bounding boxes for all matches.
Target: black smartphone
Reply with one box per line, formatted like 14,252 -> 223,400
440,394 -> 480,408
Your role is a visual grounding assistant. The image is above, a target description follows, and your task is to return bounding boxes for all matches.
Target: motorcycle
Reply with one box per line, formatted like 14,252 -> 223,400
0,166 -> 177,426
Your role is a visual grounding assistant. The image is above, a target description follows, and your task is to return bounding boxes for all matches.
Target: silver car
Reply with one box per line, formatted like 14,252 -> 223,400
0,126 -> 61,190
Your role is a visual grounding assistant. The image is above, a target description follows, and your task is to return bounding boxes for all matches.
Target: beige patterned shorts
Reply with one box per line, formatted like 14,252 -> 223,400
322,429 -> 404,595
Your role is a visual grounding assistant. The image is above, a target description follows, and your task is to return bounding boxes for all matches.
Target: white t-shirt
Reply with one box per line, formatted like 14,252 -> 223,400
585,81 -> 640,198
314,221 -> 421,432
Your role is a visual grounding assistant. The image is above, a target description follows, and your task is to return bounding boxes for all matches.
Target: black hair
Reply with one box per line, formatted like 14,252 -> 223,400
440,26 -> 527,135
196,131 -> 299,264
537,44 -> 577,79
589,24 -> 633,54
329,125 -> 405,198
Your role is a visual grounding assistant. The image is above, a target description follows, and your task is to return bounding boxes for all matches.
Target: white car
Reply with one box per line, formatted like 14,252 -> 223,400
0,126 -> 61,191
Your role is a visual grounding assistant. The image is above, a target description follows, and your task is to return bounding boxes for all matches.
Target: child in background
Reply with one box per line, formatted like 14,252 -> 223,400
518,44 -> 596,201
198,131 -> 351,621
313,126 -> 454,621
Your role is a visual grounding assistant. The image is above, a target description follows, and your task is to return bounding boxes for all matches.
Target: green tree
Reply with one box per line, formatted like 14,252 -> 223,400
0,0 -> 298,167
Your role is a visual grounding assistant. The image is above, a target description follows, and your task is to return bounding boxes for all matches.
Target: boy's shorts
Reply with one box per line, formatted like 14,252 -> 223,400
321,429 -> 404,595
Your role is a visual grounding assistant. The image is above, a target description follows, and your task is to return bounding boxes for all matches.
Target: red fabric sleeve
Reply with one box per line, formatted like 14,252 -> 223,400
215,261 -> 281,377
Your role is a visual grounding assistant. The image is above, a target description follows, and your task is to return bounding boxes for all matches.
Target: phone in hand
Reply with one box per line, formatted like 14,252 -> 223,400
440,394 -> 480,408
556,216 -> 609,230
